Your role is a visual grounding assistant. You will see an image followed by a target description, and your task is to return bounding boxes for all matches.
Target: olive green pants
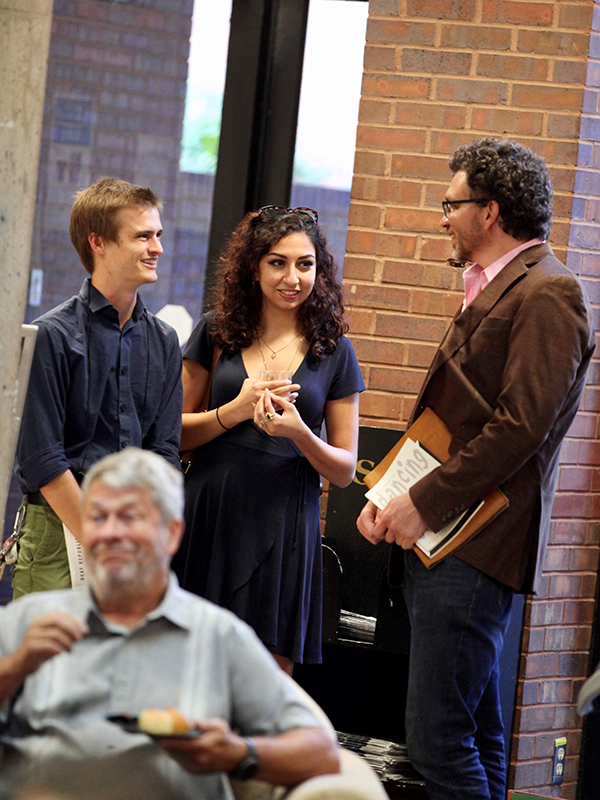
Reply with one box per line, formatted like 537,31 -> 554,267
12,503 -> 72,599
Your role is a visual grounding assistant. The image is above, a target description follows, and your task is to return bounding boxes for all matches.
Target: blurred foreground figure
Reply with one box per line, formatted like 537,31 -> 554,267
5,752 -> 183,800
0,449 -> 338,800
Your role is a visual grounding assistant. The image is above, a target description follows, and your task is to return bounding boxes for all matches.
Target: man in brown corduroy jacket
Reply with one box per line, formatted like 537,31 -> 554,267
358,138 -> 595,800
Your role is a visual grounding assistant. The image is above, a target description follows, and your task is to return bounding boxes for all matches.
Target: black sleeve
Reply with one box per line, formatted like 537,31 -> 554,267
183,312 -> 214,371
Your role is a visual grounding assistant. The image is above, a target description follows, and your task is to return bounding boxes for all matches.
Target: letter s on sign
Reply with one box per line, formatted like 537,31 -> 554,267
353,459 -> 374,486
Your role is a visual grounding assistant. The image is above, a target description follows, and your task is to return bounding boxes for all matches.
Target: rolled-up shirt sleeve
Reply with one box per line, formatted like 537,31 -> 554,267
16,322 -> 73,492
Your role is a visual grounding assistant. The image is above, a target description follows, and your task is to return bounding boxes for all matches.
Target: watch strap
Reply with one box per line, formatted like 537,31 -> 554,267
230,736 -> 259,781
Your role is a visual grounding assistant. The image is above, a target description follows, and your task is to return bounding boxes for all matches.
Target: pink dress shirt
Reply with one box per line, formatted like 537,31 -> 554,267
462,238 -> 544,309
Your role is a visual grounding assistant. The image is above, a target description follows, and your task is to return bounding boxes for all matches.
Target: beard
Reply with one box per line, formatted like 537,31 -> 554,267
452,234 -> 474,265
86,542 -> 159,602
451,221 -> 485,266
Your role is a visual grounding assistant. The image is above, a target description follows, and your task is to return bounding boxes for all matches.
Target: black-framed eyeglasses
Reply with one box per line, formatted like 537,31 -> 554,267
441,199 -> 490,218
257,205 -> 319,224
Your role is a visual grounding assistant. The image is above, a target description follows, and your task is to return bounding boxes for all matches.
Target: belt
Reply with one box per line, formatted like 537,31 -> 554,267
25,491 -> 51,507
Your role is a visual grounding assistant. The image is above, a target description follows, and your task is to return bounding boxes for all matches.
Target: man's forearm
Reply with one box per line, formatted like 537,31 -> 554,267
40,471 -> 83,541
146,342 -> 183,469
253,728 -> 339,786
0,613 -> 89,710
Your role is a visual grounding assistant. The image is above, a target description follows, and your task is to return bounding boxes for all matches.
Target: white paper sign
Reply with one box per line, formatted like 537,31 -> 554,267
63,525 -> 87,587
365,439 -> 440,510
364,439 -> 482,558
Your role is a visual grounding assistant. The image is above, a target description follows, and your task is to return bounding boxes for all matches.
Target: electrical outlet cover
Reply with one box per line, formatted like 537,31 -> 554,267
552,736 -> 567,785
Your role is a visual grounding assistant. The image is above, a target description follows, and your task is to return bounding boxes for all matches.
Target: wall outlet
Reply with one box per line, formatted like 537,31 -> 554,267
552,736 -> 567,785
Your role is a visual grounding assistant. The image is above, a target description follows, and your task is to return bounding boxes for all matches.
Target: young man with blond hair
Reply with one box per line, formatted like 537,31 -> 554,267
13,177 -> 182,598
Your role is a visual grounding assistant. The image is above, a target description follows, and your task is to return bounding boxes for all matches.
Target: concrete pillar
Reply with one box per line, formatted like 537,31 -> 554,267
0,0 -> 53,531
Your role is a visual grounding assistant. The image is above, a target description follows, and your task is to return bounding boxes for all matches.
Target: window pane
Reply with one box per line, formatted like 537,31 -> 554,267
180,2 -> 231,176
291,0 -> 368,275
175,0 -> 232,323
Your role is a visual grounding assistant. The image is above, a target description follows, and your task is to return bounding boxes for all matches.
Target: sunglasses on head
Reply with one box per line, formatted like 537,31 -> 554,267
256,205 -> 319,224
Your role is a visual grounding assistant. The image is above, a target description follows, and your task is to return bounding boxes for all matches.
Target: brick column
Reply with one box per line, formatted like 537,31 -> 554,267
346,0 -> 600,795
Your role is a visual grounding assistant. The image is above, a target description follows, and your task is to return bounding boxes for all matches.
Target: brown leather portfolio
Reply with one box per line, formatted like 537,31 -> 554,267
363,408 -> 508,568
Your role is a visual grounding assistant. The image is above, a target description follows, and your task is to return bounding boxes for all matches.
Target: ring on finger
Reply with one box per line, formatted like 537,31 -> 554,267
265,412 -> 275,420
259,418 -> 267,428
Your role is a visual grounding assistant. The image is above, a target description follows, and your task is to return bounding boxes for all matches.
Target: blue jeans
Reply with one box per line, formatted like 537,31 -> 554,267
402,551 -> 513,800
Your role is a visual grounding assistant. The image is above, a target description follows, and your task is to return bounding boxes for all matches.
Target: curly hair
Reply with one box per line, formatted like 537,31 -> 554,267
210,211 -> 348,361
449,138 -> 553,241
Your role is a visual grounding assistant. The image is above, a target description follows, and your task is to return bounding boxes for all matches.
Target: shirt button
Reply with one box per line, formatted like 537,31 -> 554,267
121,441 -> 128,449
120,404 -> 127,412
121,367 -> 128,375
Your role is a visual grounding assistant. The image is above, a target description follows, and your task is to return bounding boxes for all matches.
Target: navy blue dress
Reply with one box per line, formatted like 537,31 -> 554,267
173,314 -> 365,663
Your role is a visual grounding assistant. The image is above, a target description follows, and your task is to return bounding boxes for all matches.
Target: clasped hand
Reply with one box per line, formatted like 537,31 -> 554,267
356,495 -> 428,549
160,718 -> 249,775
253,387 -> 305,439
236,378 -> 299,421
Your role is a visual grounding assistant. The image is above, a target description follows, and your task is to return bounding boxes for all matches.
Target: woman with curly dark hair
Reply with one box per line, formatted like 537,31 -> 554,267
173,207 -> 364,672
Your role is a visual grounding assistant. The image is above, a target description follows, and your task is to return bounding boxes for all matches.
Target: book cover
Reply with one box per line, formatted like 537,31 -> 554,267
363,409 -> 508,567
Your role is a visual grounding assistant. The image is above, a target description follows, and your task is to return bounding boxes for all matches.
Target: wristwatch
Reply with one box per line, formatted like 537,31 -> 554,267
229,737 -> 259,780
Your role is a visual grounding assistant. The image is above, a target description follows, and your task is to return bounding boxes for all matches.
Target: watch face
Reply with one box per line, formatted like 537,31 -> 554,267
236,757 -> 259,781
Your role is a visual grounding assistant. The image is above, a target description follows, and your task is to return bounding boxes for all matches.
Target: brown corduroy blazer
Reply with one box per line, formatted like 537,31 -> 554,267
404,243 -> 595,593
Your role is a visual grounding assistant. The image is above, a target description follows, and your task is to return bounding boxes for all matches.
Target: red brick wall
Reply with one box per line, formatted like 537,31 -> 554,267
346,0 -> 600,795
30,0 -> 193,320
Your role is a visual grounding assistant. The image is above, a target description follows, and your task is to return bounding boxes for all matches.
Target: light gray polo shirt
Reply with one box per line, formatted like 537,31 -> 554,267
0,575 -> 320,799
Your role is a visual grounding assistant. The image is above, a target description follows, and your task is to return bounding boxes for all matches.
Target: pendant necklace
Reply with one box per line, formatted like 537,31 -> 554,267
258,336 -> 303,372
259,332 -> 301,360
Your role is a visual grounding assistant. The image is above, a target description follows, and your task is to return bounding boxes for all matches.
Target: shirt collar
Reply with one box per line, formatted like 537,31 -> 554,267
146,572 -> 195,630
79,278 -> 146,323
84,573 -> 194,635
466,238 -> 545,284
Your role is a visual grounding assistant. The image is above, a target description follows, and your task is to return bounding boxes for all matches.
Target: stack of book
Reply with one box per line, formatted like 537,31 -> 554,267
338,609 -> 377,644
336,731 -> 425,787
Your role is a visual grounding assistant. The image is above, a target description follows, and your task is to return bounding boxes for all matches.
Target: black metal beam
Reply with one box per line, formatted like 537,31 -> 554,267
246,0 -> 310,210
204,0 -> 310,307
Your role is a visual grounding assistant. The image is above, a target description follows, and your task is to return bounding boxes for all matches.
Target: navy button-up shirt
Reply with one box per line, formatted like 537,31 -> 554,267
17,279 -> 183,492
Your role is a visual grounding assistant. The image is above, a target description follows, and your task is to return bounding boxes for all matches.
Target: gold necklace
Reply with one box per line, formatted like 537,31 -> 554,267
258,336 -> 303,372
259,332 -> 301,360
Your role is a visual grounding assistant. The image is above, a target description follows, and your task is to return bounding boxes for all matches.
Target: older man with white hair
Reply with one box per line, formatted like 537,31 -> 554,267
0,448 -> 338,799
